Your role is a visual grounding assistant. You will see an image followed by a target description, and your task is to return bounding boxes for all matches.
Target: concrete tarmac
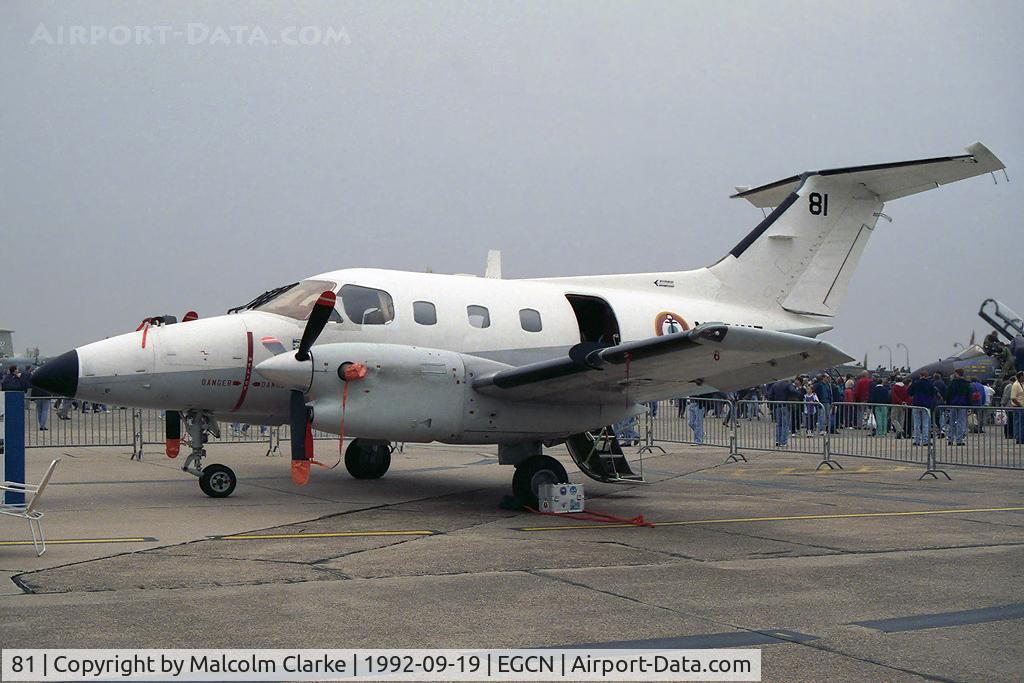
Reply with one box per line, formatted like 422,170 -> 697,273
1,441 -> 1022,682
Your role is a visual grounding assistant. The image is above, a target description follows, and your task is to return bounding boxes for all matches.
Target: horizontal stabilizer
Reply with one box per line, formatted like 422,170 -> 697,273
732,142 -> 1005,208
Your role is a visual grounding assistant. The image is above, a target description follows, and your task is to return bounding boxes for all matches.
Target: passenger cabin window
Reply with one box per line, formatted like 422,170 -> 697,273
413,301 -> 437,326
341,285 -> 394,325
254,279 -> 339,321
519,308 -> 542,332
467,305 -> 490,329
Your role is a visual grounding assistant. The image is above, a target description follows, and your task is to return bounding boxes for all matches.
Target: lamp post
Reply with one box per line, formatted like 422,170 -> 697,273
896,342 -> 910,371
879,344 -> 893,370
953,342 -> 964,351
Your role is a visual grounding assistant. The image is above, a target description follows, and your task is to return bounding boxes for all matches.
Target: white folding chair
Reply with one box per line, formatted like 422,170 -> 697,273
1,459 -> 60,556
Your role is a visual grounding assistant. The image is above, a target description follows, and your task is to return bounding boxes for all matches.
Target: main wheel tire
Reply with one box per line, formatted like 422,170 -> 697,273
512,455 -> 568,507
345,439 -> 392,479
199,464 -> 237,498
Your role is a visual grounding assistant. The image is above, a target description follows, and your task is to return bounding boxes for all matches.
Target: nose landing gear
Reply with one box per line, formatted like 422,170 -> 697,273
199,463 -> 237,498
182,411 -> 238,498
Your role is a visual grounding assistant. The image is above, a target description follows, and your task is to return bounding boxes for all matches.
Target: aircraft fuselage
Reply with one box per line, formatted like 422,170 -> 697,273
68,267 -> 818,429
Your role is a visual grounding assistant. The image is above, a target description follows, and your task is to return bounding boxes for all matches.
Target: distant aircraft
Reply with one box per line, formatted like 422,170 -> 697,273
914,299 -> 1022,382
32,143 -> 1005,500
0,329 -> 42,371
913,345 -> 999,382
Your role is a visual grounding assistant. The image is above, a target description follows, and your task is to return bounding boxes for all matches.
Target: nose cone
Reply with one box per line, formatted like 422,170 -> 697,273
254,353 -> 312,392
31,350 -> 79,397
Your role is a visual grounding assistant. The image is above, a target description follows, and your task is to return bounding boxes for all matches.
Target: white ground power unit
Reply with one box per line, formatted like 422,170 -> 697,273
537,483 -> 584,513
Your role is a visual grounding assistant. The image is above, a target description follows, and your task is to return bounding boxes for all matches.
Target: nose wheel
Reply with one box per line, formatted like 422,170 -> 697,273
182,410 -> 238,498
199,464 -> 237,498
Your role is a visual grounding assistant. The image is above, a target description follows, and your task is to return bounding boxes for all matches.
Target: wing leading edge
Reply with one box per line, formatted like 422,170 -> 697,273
472,324 -> 852,404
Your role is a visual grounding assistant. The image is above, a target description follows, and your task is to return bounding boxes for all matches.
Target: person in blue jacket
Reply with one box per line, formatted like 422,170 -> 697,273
908,371 -> 937,446
945,369 -> 973,446
771,378 -> 801,446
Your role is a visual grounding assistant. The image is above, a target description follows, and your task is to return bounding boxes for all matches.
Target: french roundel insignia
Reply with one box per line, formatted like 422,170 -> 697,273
654,311 -> 689,336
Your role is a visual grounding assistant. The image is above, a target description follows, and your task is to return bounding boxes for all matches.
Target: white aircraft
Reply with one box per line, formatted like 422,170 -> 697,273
32,143 -> 1005,500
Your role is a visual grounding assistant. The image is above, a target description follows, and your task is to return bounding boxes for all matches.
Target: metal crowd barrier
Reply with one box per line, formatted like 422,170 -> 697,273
931,405 -> 1023,470
827,402 -> 932,466
22,398 -> 135,449
647,397 -> 736,449
640,396 -> 1022,478
734,399 -> 826,457
22,395 -> 1023,476
22,397 -> 337,459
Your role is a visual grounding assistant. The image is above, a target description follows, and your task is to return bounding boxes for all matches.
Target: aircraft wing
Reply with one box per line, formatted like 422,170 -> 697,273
472,324 -> 852,404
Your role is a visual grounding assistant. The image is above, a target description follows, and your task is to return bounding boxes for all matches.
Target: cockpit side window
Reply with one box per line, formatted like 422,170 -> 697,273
341,285 -> 395,325
253,279 -> 339,321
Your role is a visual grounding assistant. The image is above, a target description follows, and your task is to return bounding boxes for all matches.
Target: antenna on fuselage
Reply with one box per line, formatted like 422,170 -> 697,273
485,249 -> 502,279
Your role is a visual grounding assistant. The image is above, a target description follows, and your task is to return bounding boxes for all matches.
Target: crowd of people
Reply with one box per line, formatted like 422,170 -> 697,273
2,363 -> 109,432
1,364 -> 49,430
640,366 -> 1024,448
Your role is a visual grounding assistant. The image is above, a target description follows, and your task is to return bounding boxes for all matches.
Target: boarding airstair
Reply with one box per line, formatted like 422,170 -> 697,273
565,427 -> 645,484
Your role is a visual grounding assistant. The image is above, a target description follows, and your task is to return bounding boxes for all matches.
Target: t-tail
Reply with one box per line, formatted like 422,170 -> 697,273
0,329 -> 14,358
708,142 -> 1005,317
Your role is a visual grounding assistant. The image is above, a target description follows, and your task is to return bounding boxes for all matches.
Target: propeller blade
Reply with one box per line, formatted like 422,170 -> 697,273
289,389 -> 311,485
295,291 -> 336,361
182,311 -> 199,322
165,410 -> 181,458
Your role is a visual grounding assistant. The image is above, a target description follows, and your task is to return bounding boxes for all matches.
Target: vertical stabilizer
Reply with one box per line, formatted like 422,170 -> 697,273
0,330 -> 14,358
709,143 -> 1004,317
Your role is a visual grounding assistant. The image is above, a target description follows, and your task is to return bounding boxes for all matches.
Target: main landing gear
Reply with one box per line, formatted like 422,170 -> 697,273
182,411 -> 238,498
512,455 -> 568,508
345,438 -> 392,479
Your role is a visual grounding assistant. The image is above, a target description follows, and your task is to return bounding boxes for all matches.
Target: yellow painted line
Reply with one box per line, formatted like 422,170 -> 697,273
219,530 -> 435,540
0,537 -> 154,546
724,465 -> 910,476
519,506 -> 1024,532
807,465 -> 909,475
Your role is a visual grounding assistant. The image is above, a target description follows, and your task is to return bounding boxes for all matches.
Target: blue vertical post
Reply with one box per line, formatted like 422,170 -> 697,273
4,391 -> 25,505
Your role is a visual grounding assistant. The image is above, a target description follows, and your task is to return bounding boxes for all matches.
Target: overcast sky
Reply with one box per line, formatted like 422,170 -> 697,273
2,1 -> 1021,369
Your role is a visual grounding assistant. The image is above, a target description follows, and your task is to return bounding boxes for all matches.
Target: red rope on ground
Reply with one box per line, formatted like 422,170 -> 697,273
524,505 -> 655,528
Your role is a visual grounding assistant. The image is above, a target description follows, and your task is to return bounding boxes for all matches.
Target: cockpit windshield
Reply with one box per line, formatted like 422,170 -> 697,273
951,344 -> 986,360
252,279 -> 340,321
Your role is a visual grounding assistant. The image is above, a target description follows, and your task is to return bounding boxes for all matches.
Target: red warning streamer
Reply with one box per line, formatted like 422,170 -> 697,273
310,362 -> 368,470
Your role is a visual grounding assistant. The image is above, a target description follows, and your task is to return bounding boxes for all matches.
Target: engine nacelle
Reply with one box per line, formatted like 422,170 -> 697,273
306,343 -> 469,442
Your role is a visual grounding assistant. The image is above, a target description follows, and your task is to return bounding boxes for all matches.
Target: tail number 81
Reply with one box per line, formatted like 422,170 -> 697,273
808,192 -> 829,216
